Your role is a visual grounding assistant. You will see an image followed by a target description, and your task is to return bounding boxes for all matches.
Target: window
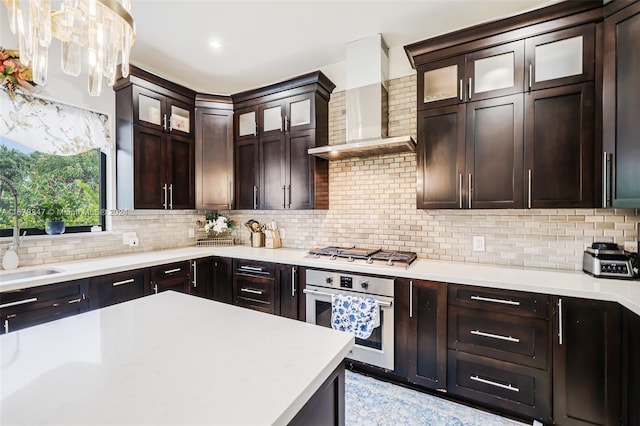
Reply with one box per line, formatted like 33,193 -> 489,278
0,137 -> 106,236
0,92 -> 111,237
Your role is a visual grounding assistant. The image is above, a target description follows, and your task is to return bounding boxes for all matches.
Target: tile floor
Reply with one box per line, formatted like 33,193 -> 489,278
345,370 -> 529,426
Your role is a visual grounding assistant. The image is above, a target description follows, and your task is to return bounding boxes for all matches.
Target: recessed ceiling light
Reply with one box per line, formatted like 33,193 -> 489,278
209,40 -> 223,49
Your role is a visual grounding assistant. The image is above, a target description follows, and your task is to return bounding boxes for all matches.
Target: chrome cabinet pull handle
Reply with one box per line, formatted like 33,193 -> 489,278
162,184 -> 168,209
0,297 -> 38,309
459,79 -> 463,101
291,266 -> 297,297
253,186 -> 258,210
558,298 -> 563,345
240,287 -> 263,295
229,181 -> 233,210
67,297 -> 82,304
470,330 -> 520,343
409,280 -> 413,318
240,265 -> 264,272
282,185 -> 286,208
459,174 -> 463,209
164,268 -> 181,275
287,185 -> 291,209
169,184 -> 173,210
168,114 -> 173,132
192,261 -> 197,287
603,152 -> 608,208
470,295 -> 520,306
153,284 -> 158,294
468,174 -> 472,209
470,375 -> 520,392
468,78 -> 473,100
285,115 -> 289,132
4,319 -> 8,334
528,63 -> 533,90
528,169 -> 532,209
162,114 -> 167,131
112,279 -> 135,287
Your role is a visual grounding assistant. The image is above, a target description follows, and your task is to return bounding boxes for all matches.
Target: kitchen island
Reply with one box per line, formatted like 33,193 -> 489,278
0,291 -> 354,425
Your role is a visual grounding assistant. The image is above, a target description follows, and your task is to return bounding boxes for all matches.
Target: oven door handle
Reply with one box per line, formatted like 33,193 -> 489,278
302,288 -> 392,308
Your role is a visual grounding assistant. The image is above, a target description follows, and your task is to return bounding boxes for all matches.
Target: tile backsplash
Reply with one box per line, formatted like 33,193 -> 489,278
2,74 -> 638,271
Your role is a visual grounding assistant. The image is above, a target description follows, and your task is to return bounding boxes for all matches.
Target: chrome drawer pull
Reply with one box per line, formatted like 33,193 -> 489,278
470,375 -> 520,392
67,297 -> 82,304
112,278 -> 135,287
0,297 -> 38,309
164,268 -> 181,275
240,288 -> 264,295
471,330 -> 520,343
239,265 -> 264,272
470,295 -> 520,306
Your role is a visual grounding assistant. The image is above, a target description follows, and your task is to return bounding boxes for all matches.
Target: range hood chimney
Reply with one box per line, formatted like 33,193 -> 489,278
309,34 -> 415,160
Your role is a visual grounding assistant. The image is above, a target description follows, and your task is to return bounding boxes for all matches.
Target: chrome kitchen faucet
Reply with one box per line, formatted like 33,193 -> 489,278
0,175 -> 25,269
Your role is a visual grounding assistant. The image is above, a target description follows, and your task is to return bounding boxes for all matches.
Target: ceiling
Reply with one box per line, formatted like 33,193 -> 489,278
129,0 -> 556,95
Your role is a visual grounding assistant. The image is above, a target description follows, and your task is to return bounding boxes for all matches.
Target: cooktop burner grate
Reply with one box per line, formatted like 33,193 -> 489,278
308,246 -> 418,268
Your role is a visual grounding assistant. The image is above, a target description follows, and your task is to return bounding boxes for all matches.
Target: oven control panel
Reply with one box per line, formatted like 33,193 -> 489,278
340,276 -> 353,289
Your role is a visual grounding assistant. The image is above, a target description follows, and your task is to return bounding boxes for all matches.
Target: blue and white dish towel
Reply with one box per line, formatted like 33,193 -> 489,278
331,294 -> 380,339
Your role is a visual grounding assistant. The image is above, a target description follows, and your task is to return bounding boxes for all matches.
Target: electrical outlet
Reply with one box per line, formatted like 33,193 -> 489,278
122,232 -> 137,246
624,241 -> 638,253
129,237 -> 139,247
188,228 -> 195,238
472,236 -> 485,252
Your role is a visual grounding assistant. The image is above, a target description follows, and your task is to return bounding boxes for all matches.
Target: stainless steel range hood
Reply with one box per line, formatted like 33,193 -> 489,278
308,34 -> 415,160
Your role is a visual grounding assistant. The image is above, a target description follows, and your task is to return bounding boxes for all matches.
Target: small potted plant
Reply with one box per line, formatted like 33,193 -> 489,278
37,200 -> 67,235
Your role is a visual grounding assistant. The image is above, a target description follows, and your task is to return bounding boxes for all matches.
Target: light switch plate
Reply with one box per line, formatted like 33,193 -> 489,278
472,236 -> 485,252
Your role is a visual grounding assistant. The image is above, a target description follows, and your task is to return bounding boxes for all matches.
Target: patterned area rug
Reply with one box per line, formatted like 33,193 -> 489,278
345,371 -> 528,426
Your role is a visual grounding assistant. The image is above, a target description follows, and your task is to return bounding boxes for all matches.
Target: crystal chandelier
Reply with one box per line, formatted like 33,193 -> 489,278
3,0 -> 135,96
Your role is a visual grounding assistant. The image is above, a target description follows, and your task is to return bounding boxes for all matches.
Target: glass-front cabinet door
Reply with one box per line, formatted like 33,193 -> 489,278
133,86 -> 164,130
466,40 -> 524,101
168,101 -> 192,135
234,107 -> 258,141
260,101 -> 283,134
525,23 -> 595,91
418,56 -> 465,109
285,93 -> 315,132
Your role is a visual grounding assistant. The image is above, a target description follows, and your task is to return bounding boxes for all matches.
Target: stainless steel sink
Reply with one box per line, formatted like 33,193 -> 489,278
0,268 -> 64,282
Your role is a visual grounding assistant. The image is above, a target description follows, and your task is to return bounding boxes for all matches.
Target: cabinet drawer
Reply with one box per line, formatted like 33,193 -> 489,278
89,269 -> 147,309
448,306 -> 549,369
0,279 -> 89,334
448,350 -> 551,421
448,284 -> 549,319
235,278 -> 274,307
150,261 -> 190,294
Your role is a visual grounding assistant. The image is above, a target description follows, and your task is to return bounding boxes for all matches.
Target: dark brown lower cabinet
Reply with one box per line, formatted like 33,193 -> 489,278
289,363 -> 345,426
211,256 -> 233,304
190,257 -> 213,299
552,297 -> 621,426
233,259 -> 276,314
89,269 -> 146,309
622,308 -> 640,426
395,279 -> 447,390
149,261 -> 191,294
0,279 -> 89,334
277,264 -> 302,320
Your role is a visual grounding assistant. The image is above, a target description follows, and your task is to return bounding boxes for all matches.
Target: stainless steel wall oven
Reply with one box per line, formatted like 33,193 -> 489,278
304,269 -> 394,371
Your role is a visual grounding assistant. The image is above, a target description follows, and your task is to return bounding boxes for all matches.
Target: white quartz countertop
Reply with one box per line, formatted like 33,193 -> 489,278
0,291 -> 355,425
1,245 -> 639,315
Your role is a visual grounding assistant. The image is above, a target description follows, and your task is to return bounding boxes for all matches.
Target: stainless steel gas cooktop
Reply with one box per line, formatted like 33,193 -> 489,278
307,246 -> 417,269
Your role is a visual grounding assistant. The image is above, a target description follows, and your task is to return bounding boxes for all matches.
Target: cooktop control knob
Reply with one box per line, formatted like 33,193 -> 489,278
326,277 -> 333,284
360,280 -> 369,290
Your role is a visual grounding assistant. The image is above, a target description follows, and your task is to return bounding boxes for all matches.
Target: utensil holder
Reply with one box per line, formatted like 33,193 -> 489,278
251,232 -> 264,248
265,229 -> 282,249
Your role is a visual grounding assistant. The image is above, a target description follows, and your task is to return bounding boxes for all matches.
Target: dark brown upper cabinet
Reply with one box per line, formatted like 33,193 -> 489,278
417,41 -> 524,110
524,83 -> 594,208
232,71 -> 334,210
195,95 -> 234,210
525,23 -> 596,92
407,1 -> 602,210
115,66 -> 196,210
603,0 -> 640,208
